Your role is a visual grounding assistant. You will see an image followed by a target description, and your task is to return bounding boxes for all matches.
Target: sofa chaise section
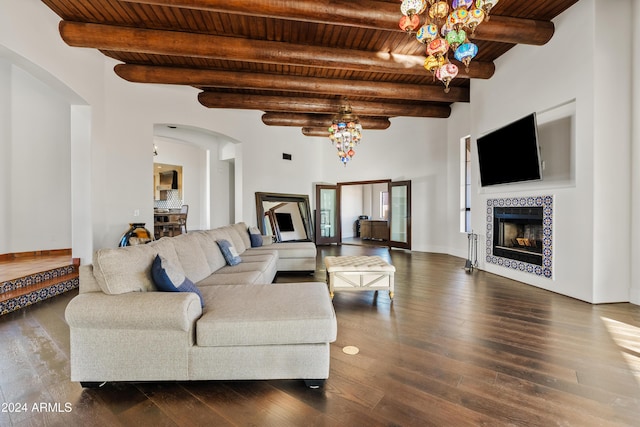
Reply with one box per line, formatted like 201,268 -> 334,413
190,282 -> 336,384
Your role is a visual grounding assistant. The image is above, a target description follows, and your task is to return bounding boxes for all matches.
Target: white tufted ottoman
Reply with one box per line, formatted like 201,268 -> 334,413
324,256 -> 395,301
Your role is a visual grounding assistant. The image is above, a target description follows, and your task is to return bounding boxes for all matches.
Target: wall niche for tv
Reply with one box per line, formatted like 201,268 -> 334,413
536,99 -> 575,185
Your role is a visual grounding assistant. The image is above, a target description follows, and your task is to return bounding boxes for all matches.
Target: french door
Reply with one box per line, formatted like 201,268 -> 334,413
314,184 -> 341,245
389,180 -> 411,250
315,180 -> 411,249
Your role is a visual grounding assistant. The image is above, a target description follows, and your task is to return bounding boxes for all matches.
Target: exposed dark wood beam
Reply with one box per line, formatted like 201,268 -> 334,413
474,16 -> 554,46
120,0 -> 554,45
115,64 -> 470,103
302,127 -> 331,138
262,113 -> 390,129
59,21 -> 494,79
198,93 -> 451,118
301,126 -> 388,137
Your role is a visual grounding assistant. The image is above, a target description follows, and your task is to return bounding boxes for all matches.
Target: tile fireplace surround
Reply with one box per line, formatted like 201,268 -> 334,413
486,196 -> 553,278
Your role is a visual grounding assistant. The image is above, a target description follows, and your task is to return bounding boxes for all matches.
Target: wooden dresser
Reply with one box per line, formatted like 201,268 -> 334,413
360,220 -> 388,241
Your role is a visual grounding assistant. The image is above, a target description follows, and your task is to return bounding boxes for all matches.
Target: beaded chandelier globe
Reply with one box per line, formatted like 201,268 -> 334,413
328,99 -> 363,166
399,0 -> 499,92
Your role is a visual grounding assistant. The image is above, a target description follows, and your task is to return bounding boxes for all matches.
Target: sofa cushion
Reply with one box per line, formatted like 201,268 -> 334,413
232,222 -> 252,249
217,258 -> 276,284
239,251 -> 277,264
92,244 -> 158,294
151,255 -> 204,307
221,225 -> 247,254
192,231 -> 227,272
78,264 -> 101,294
246,241 -> 316,259
248,226 -> 262,247
148,237 -> 183,272
197,270 -> 262,286
203,228 -> 232,245
171,233 -> 212,282
196,283 -> 337,347
217,239 -> 242,266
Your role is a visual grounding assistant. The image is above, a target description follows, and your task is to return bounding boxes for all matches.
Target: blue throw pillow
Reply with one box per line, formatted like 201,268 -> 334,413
216,239 -> 242,266
151,255 -> 204,307
248,226 -> 263,247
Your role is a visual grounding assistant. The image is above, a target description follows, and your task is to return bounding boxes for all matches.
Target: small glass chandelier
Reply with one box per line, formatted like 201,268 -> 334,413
399,0 -> 499,92
328,99 -> 363,166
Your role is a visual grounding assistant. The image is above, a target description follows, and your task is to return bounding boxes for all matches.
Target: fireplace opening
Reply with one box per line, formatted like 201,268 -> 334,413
493,207 -> 543,266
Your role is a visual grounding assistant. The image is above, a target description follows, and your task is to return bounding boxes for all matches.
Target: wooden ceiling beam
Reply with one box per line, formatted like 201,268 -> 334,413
262,113 -> 390,130
120,0 -> 554,45
59,21 -> 494,79
302,127 -> 332,138
474,16 -> 555,46
301,126 -> 388,137
198,93 -> 451,118
115,64 -> 470,103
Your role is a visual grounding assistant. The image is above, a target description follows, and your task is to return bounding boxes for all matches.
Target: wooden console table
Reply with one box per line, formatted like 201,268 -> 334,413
360,220 -> 388,241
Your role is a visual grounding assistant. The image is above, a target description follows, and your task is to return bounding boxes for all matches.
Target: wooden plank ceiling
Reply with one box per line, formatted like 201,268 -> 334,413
41,0 -> 579,133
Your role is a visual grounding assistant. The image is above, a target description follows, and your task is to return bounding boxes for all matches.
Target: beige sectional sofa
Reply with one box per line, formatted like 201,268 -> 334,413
65,222 -> 337,388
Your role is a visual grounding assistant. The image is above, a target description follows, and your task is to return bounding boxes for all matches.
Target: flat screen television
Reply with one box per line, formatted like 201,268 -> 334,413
476,113 -> 542,187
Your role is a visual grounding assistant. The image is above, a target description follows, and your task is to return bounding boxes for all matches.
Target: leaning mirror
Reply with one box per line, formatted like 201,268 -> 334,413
255,192 -> 314,242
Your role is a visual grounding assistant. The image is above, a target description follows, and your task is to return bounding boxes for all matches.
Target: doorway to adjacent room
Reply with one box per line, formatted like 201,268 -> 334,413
315,180 -> 411,250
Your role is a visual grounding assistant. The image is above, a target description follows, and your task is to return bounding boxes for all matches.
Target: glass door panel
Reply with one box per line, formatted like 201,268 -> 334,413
315,185 -> 341,245
389,180 -> 411,249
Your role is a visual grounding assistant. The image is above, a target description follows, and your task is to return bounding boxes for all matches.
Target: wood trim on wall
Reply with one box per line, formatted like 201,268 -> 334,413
0,248 -> 72,261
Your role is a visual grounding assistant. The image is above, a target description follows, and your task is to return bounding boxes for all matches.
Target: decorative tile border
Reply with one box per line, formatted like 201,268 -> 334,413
0,276 -> 79,316
1,265 -> 76,295
486,195 -> 553,278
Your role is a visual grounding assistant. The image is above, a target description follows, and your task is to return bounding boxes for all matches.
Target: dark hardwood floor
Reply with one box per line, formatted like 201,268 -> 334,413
1,245 -> 639,426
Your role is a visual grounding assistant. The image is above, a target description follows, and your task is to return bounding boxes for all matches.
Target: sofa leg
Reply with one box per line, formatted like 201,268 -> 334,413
80,381 -> 106,389
304,379 -> 325,389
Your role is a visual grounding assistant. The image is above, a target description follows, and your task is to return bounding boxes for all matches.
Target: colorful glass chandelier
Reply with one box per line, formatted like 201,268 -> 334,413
328,100 -> 363,166
399,0 -> 499,92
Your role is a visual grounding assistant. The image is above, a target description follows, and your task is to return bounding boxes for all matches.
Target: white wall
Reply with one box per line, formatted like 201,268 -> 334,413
238,123 -> 324,226
341,185 -> 363,238
631,0 -> 640,305
11,66 -> 71,252
0,63 -> 72,253
1,0 -> 104,262
446,103 -> 472,259
0,59 -> 10,255
464,0 -> 633,303
369,183 -> 388,221
70,105 -> 93,261
592,0 -> 632,303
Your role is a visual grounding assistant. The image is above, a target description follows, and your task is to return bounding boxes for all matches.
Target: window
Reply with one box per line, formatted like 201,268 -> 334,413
460,136 -> 471,233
